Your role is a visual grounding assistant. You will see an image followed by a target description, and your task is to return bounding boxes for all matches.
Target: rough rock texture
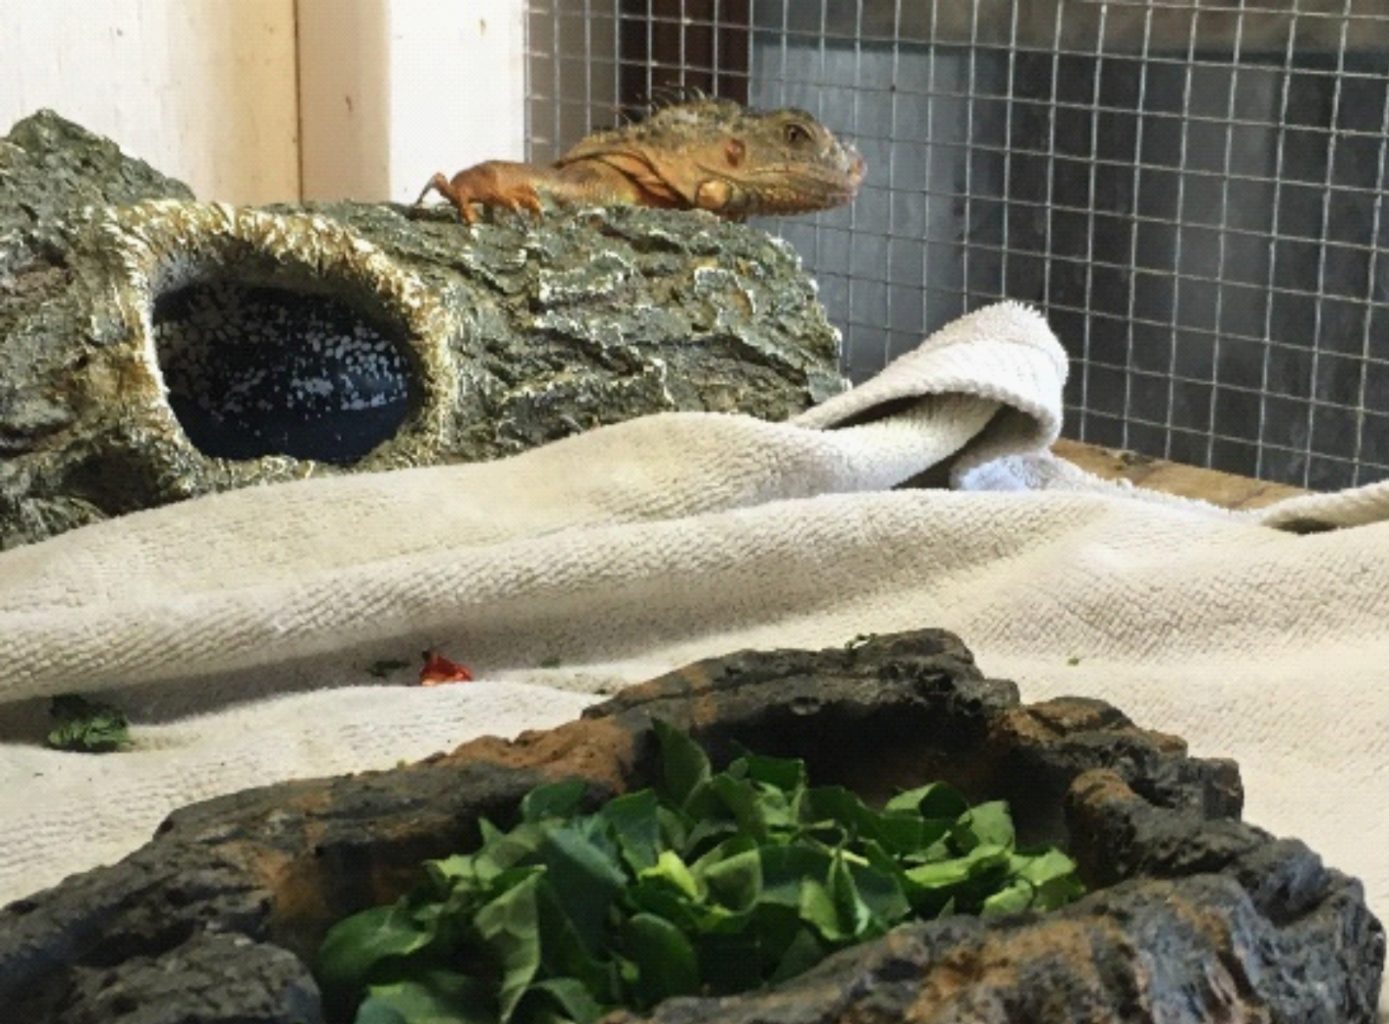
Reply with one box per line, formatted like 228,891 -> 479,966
0,110 -> 844,547
0,629 -> 1381,1022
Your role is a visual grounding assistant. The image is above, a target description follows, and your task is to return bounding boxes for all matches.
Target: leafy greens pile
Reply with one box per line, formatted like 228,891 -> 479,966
317,721 -> 1084,1024
45,694 -> 131,753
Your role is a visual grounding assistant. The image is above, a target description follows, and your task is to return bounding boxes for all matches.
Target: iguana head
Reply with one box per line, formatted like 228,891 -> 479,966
557,99 -> 866,218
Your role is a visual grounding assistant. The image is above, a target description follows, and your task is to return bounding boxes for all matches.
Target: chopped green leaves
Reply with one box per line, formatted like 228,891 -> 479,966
45,694 -> 130,753
599,790 -> 662,873
356,973 -> 493,1024
956,801 -> 1014,850
317,722 -> 1085,1024
652,718 -> 710,808
318,902 -> 443,1000
520,781 -> 588,824
624,913 -> 700,1004
368,659 -> 412,680
474,871 -> 545,1021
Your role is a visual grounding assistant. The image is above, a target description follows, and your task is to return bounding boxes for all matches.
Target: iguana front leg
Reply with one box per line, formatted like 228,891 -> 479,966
415,162 -> 545,224
416,158 -> 662,224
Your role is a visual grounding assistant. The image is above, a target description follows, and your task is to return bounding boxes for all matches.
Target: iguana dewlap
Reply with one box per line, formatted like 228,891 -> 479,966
416,99 -> 865,224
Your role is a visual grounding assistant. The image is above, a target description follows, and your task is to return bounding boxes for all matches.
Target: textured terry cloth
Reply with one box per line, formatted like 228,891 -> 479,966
0,302 -> 1385,1015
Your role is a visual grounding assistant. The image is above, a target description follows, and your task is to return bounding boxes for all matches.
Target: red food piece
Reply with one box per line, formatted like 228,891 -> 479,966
418,650 -> 475,686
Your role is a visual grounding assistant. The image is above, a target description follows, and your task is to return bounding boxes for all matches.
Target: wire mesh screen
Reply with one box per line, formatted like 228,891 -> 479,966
525,1 -> 1389,489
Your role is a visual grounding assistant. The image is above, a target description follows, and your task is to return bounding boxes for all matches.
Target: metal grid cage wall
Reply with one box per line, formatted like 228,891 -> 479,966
525,1 -> 1389,490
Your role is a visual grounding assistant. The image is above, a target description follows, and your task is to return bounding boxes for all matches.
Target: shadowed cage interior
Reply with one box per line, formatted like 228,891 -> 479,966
524,0 -> 1389,490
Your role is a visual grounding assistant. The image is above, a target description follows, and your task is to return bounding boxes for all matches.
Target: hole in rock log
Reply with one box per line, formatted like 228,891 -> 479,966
152,274 -> 415,464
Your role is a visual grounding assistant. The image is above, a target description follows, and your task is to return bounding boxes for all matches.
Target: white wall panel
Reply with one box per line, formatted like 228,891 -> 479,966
0,0 -> 300,204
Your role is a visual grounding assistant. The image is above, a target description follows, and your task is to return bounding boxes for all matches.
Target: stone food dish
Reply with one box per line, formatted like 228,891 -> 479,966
0,629 -> 1380,1022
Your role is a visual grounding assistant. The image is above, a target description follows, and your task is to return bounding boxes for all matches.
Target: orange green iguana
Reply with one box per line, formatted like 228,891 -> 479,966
415,98 -> 866,224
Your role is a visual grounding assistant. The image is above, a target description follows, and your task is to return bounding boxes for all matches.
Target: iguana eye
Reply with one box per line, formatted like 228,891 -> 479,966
783,122 -> 813,146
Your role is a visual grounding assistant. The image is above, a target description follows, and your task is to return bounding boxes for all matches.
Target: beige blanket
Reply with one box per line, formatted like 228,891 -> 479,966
1,302 -> 1385,1011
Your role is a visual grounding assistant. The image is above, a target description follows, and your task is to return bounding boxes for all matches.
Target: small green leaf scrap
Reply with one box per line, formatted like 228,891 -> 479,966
369,659 -> 412,679
316,721 -> 1086,1024
45,694 -> 130,753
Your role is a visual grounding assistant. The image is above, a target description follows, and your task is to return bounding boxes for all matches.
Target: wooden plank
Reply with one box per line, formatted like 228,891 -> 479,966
1052,438 -> 1307,511
298,0 -> 526,205
295,0 -> 391,202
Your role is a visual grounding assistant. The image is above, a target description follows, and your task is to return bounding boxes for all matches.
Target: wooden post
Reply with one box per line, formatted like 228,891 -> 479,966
296,0 -> 527,204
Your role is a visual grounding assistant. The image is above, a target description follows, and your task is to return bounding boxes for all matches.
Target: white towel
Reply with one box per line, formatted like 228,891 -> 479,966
1,301 -> 1384,1014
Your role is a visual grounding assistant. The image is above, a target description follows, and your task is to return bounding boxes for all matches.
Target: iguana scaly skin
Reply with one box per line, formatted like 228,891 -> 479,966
416,99 -> 865,224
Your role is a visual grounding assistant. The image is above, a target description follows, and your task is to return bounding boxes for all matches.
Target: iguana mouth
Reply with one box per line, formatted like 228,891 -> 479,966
706,157 -> 867,214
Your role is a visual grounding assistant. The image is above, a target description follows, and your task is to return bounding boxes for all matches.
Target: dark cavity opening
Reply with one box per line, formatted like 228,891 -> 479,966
152,270 -> 414,464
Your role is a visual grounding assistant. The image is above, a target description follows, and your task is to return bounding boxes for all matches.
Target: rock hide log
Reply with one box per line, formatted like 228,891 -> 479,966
0,110 -> 844,548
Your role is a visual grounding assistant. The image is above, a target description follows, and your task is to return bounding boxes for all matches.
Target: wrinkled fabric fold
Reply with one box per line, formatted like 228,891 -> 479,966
0,300 -> 1384,1023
